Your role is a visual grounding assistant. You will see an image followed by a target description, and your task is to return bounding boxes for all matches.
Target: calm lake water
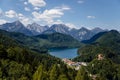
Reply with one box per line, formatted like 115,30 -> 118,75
49,48 -> 78,59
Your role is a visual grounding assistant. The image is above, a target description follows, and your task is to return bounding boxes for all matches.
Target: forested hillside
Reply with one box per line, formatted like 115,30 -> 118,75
0,30 -> 77,80
0,29 -> 82,53
1,29 -> 120,80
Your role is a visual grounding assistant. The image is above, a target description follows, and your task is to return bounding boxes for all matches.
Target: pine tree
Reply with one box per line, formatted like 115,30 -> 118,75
75,66 -> 91,80
58,74 -> 68,80
33,64 -> 43,80
49,64 -> 58,80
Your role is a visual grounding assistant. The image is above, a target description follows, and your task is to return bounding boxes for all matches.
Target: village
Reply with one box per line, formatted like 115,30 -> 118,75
62,54 -> 104,70
62,58 -> 87,70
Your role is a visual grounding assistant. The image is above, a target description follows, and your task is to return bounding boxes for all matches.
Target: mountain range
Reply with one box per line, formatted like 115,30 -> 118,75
0,20 -> 106,41
0,20 -> 33,35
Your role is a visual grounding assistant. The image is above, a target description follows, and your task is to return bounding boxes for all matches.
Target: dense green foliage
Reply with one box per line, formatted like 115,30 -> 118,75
0,44 -> 77,80
87,58 -> 120,80
74,45 -> 120,63
75,66 -> 91,80
36,33 -> 81,48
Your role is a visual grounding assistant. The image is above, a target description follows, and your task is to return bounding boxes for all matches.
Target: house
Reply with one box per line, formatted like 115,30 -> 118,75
62,58 -> 75,66
97,54 -> 104,60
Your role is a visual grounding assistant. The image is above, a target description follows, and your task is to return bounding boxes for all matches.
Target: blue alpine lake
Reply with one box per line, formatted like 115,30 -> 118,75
49,48 -> 78,59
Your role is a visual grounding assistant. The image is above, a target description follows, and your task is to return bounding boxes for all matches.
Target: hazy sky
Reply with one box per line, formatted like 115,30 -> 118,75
0,0 -> 120,30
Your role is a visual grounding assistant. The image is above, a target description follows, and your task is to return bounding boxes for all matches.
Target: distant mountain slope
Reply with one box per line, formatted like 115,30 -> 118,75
43,24 -> 70,34
70,27 -> 95,41
0,30 -> 20,47
82,30 -> 120,45
74,30 -> 120,63
91,27 -> 104,34
95,30 -> 120,44
27,23 -> 49,35
81,31 -> 108,43
36,33 -> 81,48
0,20 -> 33,35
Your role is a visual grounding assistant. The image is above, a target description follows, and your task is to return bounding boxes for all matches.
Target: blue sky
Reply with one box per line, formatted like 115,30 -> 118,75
0,0 -> 120,30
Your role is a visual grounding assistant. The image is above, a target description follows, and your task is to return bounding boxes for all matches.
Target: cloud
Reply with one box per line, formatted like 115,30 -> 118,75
18,13 -> 24,19
51,20 -> 63,24
18,13 -> 31,25
34,7 -> 40,10
32,5 -> 71,25
24,2 -> 28,5
28,0 -> 46,7
55,5 -> 71,10
51,20 -> 77,29
78,0 -> 84,4
87,16 -> 96,19
3,9 -> 31,25
24,7 -> 30,11
0,19 -> 7,25
5,10 -> 17,18
65,23 -> 77,29
0,8 -> 3,17
32,9 -> 63,24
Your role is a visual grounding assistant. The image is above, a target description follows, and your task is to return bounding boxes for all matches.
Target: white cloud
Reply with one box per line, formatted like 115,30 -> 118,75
51,20 -> 77,29
65,23 -> 77,29
32,5 -> 71,25
34,7 -> 40,10
55,5 -> 71,10
32,9 -> 63,24
87,16 -> 96,19
78,0 -> 84,4
24,2 -> 28,5
5,10 -> 17,18
18,13 -> 24,19
52,20 -> 63,24
0,19 -> 7,25
3,10 -> 31,25
28,0 -> 46,7
18,13 -> 31,26
21,18 -> 31,25
24,7 -> 30,11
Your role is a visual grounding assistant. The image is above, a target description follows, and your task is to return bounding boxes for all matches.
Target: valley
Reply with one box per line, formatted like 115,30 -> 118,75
1,0 -> 120,79
0,20 -> 120,80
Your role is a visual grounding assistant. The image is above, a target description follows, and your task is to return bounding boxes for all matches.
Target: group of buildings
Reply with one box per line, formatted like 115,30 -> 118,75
62,58 -> 87,70
62,54 -> 104,70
